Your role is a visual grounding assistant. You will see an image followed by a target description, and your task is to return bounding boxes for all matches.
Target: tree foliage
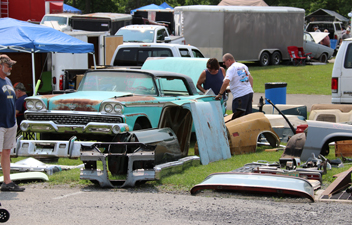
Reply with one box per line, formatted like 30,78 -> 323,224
64,0 -> 352,18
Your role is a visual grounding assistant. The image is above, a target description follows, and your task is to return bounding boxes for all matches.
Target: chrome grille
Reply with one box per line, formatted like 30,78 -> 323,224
26,114 -> 123,125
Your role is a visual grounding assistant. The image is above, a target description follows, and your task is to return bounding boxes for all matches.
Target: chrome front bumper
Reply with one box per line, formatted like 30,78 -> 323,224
20,120 -> 129,135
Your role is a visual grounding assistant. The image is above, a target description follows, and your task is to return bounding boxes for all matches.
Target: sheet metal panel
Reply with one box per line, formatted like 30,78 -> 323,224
183,101 -> 231,165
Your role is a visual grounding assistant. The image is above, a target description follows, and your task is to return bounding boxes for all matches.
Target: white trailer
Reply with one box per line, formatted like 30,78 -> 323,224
174,6 -> 305,66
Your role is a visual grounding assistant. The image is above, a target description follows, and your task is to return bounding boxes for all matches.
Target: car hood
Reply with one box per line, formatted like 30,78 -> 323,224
309,32 -> 329,43
45,91 -> 135,111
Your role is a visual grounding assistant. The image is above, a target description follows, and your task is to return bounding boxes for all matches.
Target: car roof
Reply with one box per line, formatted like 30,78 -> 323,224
116,43 -> 197,48
120,25 -> 164,30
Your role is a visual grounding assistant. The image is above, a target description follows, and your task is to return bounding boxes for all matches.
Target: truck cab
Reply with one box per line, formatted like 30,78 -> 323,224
115,25 -> 185,45
40,13 -> 77,32
110,43 -> 204,67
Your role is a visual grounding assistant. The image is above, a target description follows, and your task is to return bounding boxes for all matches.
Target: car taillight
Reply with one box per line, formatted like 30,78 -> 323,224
182,40 -> 186,45
296,124 -> 308,134
59,75 -> 64,90
332,77 -> 338,93
53,77 -> 56,85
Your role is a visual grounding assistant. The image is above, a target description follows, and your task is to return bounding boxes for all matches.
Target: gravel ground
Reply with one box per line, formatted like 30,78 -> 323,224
1,183 -> 352,225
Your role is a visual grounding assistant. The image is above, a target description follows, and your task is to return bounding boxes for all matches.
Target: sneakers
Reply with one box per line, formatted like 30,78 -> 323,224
1,182 -> 25,192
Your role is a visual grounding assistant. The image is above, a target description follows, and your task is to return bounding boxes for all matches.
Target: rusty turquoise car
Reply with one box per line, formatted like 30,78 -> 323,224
20,69 -> 221,142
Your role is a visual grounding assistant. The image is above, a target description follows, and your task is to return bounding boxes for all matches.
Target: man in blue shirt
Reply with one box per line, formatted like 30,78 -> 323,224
0,54 -> 25,192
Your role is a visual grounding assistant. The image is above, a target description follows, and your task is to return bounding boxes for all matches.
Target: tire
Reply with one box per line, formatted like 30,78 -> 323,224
319,53 -> 328,63
270,52 -> 281,65
259,52 -> 270,66
0,208 -> 10,223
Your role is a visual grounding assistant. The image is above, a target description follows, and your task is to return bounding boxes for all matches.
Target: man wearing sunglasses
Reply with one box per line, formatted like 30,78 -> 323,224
0,54 -> 25,192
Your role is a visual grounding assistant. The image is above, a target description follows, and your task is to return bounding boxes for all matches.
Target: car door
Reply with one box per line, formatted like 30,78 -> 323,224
303,32 -> 319,59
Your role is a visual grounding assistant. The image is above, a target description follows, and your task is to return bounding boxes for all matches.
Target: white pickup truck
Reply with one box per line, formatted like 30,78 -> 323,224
110,43 -> 204,67
115,25 -> 185,45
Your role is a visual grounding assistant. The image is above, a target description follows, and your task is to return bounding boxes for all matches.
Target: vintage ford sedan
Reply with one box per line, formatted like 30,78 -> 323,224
20,69 -> 222,142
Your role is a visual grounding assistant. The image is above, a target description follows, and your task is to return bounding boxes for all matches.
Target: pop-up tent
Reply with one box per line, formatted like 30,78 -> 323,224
130,2 -> 174,14
63,3 -> 82,13
0,18 -> 94,94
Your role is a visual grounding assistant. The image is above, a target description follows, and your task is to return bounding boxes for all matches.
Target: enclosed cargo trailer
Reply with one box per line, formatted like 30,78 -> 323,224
174,6 -> 305,66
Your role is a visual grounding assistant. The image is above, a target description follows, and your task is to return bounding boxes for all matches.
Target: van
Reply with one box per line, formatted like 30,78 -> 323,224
331,38 -> 352,104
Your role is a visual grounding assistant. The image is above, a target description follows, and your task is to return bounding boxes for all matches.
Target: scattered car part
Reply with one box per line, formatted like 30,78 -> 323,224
4,157 -> 84,175
0,172 -> 49,183
301,120 -> 352,161
341,154 -> 352,163
190,172 -> 315,202
281,132 -> 306,158
224,112 -> 280,155
320,167 -> 352,201
309,104 -> 352,123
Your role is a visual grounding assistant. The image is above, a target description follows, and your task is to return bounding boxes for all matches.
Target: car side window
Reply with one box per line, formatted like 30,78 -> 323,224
157,29 -> 167,42
344,43 -> 352,68
137,50 -> 152,66
158,77 -> 190,96
152,49 -> 173,57
114,48 -> 138,66
192,49 -> 204,58
304,33 -> 314,42
179,49 -> 191,57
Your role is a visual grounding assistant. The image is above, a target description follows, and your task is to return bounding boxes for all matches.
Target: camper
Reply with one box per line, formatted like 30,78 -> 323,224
174,6 -> 305,66
70,13 -> 132,35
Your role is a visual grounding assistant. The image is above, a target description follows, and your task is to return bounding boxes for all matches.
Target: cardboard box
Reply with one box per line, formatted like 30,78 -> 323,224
335,140 -> 352,157
76,75 -> 84,89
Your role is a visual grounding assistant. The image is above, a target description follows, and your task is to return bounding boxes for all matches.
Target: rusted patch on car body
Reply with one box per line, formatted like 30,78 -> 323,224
53,99 -> 100,111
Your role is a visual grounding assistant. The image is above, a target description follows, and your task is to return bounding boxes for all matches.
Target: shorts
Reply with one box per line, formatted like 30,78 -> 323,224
0,124 -> 17,151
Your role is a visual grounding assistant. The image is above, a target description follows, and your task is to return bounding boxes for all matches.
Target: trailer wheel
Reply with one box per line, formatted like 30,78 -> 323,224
319,53 -> 328,63
270,52 -> 281,65
259,52 -> 270,66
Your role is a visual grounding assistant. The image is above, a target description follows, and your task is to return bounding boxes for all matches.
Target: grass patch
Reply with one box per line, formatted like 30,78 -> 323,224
242,62 -> 333,95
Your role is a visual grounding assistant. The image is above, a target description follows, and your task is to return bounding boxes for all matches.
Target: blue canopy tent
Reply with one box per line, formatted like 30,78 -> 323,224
130,2 -> 173,14
159,2 -> 173,9
0,18 -> 94,94
63,3 -> 82,13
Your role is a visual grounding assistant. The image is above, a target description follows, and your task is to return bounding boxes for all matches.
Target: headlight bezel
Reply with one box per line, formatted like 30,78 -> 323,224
102,102 -> 124,114
25,99 -> 47,111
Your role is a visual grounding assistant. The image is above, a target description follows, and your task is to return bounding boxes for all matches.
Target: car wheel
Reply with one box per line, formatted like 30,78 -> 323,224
270,52 -> 281,65
319,53 -> 328,63
259,52 -> 270,66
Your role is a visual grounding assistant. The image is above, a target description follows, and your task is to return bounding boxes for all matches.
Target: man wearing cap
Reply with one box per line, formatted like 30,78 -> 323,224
14,82 -> 28,127
314,25 -> 321,32
0,54 -> 25,192
340,27 -> 351,45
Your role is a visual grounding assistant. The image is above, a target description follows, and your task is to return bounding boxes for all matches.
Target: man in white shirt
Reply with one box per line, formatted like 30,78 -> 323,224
216,53 -> 254,117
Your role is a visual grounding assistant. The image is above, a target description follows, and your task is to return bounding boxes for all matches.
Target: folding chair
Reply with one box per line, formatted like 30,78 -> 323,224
298,47 -> 312,63
287,46 -> 306,66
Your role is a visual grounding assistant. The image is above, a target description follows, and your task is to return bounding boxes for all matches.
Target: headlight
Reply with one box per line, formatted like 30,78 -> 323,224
104,104 -> 113,113
26,100 -> 35,110
114,104 -> 124,114
35,101 -> 44,110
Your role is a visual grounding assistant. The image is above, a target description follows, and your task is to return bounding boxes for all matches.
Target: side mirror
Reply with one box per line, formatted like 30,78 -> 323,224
164,37 -> 171,43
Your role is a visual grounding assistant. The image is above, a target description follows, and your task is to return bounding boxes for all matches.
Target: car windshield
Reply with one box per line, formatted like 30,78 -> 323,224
304,33 -> 315,42
116,29 -> 154,43
41,16 -> 68,25
78,71 -> 157,95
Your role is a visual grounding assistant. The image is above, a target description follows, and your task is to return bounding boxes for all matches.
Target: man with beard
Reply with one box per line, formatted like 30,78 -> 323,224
0,54 -> 25,192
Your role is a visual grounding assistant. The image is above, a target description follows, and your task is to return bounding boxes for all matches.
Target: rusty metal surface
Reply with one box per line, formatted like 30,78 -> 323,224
225,112 -> 280,155
112,96 -> 157,102
184,101 -> 231,165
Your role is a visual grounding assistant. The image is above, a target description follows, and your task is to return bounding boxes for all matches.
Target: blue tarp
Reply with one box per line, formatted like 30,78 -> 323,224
0,18 -> 94,53
63,3 -> 81,13
0,18 -> 94,93
131,2 -> 173,14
